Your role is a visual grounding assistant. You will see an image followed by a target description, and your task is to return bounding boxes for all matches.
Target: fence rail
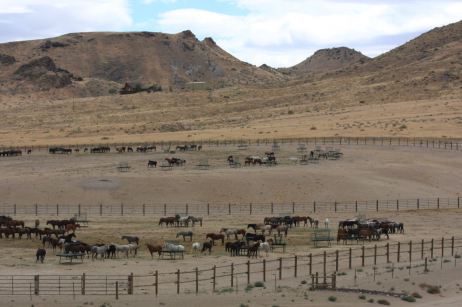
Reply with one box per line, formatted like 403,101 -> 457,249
0,196 -> 460,217
1,136 -> 462,152
1,236 -> 461,297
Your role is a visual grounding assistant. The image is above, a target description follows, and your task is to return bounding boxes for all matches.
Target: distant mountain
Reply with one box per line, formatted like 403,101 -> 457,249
0,30 -> 282,96
282,47 -> 370,76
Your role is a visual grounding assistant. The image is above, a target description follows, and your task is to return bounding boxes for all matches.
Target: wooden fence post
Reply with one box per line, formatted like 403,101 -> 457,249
142,204 -> 145,216
355,201 -> 358,213
349,248 -> 352,269
437,197 -> 440,209
279,258 -> 283,280
13,204 -> 16,216
78,204 -> 81,217
34,275 -> 39,295
195,267 -> 199,294
334,201 -> 337,212
431,239 -> 434,259
247,261 -> 251,284
421,239 -> 424,260
361,246 -> 365,267
452,236 -> 455,256
207,203 -> 210,215
409,241 -> 412,264
231,263 -> 234,287
164,203 -> 167,216
121,203 -> 124,216
309,253 -> 313,275
128,273 -> 133,295
374,245 -> 377,265
213,265 -> 216,292
323,251 -> 327,276
292,255 -> 297,277
397,242 -> 401,262
100,203 -> 102,216
313,201 -> 316,213
250,203 -> 252,215
35,203 -> 38,216
81,273 -> 85,295
228,203 -> 231,215
155,271 -> 158,296
263,259 -> 266,282
292,202 -> 295,214
458,197 -> 460,209
115,281 -> 119,300
56,203 -> 59,216
396,200 -> 399,211
441,237 -> 444,257
386,243 -> 390,263
335,250 -> 339,272
176,269 -> 180,294
186,203 -> 189,215
417,198 -> 420,210
271,202 -> 274,214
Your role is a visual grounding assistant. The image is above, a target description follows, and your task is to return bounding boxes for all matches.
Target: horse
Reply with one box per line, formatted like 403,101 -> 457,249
122,235 -> 140,245
147,160 -> 157,168
176,231 -> 193,241
228,241 -> 245,256
128,243 -> 139,256
6,220 -> 24,228
163,242 -> 185,252
159,217 -> 176,227
258,241 -> 271,256
245,233 -> 265,245
205,233 -> 225,245
188,216 -> 203,227
192,242 -> 202,254
248,242 -> 260,258
201,241 -> 213,254
106,244 -> 116,259
65,223 -> 80,233
91,245 -> 108,260
275,225 -> 289,237
146,243 -> 163,259
220,228 -> 238,240
113,244 -> 131,258
36,248 -> 46,263
63,233 -> 76,243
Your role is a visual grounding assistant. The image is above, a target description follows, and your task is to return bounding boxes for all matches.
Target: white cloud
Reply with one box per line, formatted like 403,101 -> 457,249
157,0 -> 462,67
0,0 -> 132,42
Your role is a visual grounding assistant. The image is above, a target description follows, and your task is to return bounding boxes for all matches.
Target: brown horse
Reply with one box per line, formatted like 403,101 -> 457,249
159,217 -> 176,227
6,220 -> 24,228
146,243 -> 163,259
205,233 -> 225,245
248,242 -> 260,258
65,223 -> 80,233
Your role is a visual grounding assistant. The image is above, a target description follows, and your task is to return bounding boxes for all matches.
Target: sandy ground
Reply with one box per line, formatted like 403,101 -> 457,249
0,144 -> 460,206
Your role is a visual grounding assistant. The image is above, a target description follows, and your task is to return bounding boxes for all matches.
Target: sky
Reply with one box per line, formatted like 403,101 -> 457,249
0,0 -> 461,67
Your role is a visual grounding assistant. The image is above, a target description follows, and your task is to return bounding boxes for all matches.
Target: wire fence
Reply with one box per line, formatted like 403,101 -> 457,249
0,196 -> 460,217
0,236 -> 460,297
1,136 -> 461,152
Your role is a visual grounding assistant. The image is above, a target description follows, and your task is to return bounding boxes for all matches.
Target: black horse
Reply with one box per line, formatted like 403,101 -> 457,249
201,241 -> 213,254
245,233 -> 265,245
36,248 -> 46,263
147,160 -> 157,168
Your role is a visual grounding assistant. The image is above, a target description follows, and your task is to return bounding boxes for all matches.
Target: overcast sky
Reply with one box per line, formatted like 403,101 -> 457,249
1,0 -> 461,67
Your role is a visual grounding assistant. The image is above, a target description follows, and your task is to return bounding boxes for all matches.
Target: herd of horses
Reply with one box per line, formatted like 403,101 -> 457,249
337,218 -> 404,244
158,215 -> 203,227
0,149 -> 22,156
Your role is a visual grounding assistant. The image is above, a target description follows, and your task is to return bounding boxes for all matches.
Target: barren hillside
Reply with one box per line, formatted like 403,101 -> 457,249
0,21 -> 461,146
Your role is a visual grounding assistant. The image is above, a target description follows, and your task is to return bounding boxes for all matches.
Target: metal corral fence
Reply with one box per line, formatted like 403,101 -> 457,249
0,196 -> 460,217
1,137 -> 462,152
0,236 -> 460,297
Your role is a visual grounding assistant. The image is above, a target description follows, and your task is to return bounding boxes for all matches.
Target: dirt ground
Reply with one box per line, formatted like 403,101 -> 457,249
0,145 -> 461,306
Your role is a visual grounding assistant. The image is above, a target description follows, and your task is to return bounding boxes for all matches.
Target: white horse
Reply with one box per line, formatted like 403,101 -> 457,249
128,243 -> 138,256
258,242 -> 271,256
163,242 -> 185,252
113,244 -> 130,258
192,242 -> 202,255
91,245 -> 108,260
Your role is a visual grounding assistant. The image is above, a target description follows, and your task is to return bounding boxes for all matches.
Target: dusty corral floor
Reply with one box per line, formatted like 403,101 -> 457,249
0,145 -> 461,306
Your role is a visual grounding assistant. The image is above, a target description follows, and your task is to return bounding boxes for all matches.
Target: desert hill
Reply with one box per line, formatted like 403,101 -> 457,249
282,47 -> 369,76
0,21 -> 461,146
0,30 -> 283,97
